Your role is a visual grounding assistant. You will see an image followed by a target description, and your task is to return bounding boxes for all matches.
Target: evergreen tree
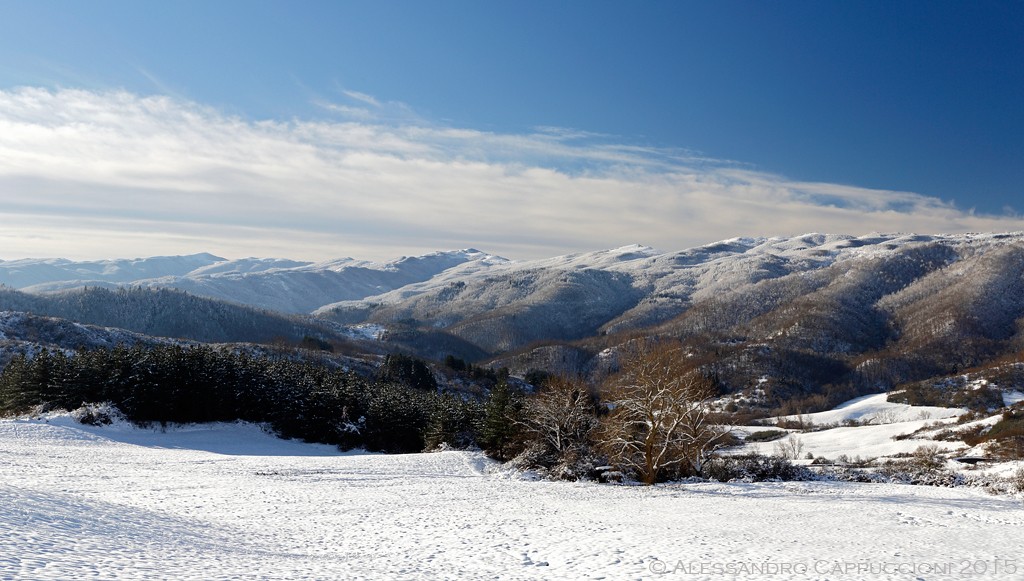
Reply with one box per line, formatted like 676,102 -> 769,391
424,395 -> 481,451
378,354 -> 437,391
0,354 -> 35,414
480,379 -> 524,461
0,343 -> 492,454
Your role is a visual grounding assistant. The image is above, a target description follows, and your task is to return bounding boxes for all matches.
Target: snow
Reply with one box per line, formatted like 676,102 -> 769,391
779,393 -> 966,427
314,230 -> 1024,346
517,244 -> 662,270
1003,390 -> 1024,407
740,394 -> 976,461
11,232 -> 1024,324
0,311 -> 163,351
978,460 -> 1024,479
742,419 -> 966,461
1,253 -> 225,289
11,249 -> 506,314
342,323 -> 386,341
186,257 -> 313,276
3,416 -> 1023,580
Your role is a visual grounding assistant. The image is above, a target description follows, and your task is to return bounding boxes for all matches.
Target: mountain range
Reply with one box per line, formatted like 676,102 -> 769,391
4,232 -> 1024,412
2,249 -> 502,314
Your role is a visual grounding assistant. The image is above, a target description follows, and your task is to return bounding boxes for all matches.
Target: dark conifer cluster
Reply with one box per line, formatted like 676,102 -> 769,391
0,345 -> 482,453
0,342 -> 737,483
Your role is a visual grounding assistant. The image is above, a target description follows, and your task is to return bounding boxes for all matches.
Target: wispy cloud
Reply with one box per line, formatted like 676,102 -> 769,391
341,89 -> 382,108
135,67 -> 187,101
1,86 -> 1022,261
315,101 -> 375,120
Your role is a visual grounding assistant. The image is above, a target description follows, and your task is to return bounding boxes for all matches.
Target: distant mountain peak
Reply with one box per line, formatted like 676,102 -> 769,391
9,232 -> 1024,318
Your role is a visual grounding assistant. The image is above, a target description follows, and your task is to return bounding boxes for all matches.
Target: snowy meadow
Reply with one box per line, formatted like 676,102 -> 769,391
2,415 -> 1022,580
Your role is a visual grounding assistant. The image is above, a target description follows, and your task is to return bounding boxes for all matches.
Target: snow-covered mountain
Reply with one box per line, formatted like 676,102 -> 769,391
0,253 -> 225,289
0,286 -> 348,347
307,232 -> 1024,404
317,233 -> 1020,346
9,233 -> 1024,387
12,249 -> 505,314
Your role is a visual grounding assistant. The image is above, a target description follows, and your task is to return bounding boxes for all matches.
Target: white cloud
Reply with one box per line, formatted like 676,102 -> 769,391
316,101 -> 375,120
340,90 -> 381,108
1,86 -> 1022,261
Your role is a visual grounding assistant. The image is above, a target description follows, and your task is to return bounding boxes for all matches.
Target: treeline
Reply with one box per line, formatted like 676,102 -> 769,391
0,345 -> 479,453
0,340 -> 738,484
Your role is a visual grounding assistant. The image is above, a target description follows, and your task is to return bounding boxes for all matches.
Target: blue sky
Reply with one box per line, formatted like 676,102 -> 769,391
0,1 -> 1021,260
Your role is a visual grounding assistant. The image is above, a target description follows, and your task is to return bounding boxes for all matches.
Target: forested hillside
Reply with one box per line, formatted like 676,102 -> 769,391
0,286 -> 338,345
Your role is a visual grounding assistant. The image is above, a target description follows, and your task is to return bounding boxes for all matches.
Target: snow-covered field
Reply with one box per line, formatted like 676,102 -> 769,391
739,394 -> 971,461
742,419 -> 964,461
2,416 -> 1023,580
778,393 -> 966,427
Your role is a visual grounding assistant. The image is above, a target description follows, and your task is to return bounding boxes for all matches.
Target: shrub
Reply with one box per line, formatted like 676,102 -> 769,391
876,460 -> 967,487
775,418 -> 809,430
959,410 -> 1024,458
910,444 -> 946,471
512,441 -> 604,482
1011,468 -> 1024,494
744,429 -> 787,442
705,453 -> 809,482
513,375 -> 601,478
71,402 -> 125,426
834,454 -> 876,467
987,412 -> 1024,440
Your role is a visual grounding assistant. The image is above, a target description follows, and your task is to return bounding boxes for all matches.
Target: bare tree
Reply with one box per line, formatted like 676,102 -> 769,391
773,434 -> 804,460
520,375 -> 598,462
599,339 -> 730,484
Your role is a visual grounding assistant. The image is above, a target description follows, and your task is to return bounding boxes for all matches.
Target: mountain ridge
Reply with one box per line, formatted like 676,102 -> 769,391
7,249 -> 504,314
5,232 -> 1024,414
